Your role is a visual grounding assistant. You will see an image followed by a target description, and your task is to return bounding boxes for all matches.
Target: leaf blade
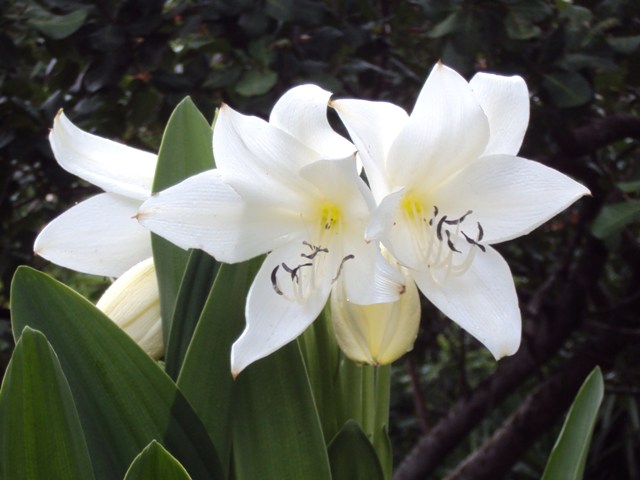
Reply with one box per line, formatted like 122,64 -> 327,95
124,441 -> 193,480
10,267 -> 223,480
542,366 -> 605,480
151,97 -> 215,345
0,327 -> 95,480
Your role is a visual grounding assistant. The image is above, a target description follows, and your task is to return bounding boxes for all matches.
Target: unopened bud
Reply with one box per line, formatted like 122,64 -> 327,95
96,257 -> 163,359
331,268 -> 420,365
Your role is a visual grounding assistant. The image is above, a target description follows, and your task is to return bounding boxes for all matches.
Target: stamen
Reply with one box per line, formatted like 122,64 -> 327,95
436,216 -> 447,241
461,231 -> 486,252
271,265 -> 283,295
443,210 -> 473,226
282,262 -> 313,282
332,254 -> 355,282
301,241 -> 329,259
445,230 -> 461,253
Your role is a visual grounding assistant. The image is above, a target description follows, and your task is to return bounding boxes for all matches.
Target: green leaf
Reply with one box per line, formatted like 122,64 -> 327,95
165,250 -> 219,380
151,97 -> 215,345
327,420 -> 384,480
427,11 -> 461,39
235,70 -> 278,96
297,309 -> 342,443
124,441 -> 192,480
542,367 -> 604,480
266,0 -> 294,21
505,1 -> 552,40
10,267 -> 223,480
617,180 -> 640,194
606,35 -> 640,54
542,71 -> 593,108
28,9 -> 88,40
0,327 -> 95,480
177,260 -> 260,476
232,341 -> 331,480
591,200 -> 640,239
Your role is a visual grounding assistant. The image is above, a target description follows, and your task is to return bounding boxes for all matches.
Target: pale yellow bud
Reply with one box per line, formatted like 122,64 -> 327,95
331,268 -> 420,365
96,257 -> 164,359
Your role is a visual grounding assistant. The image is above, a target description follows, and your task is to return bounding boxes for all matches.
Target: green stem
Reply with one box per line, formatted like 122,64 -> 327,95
362,364 -> 376,439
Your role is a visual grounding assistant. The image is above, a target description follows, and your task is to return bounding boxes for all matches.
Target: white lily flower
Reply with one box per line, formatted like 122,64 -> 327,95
33,111 -> 157,277
97,258 -> 163,359
137,85 -> 404,375
332,62 -> 590,359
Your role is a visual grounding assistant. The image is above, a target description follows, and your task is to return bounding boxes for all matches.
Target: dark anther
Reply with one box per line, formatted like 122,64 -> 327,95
436,216 -> 447,241
443,210 -> 473,226
271,265 -> 283,295
282,262 -> 312,282
301,241 -> 329,259
461,231 -> 486,252
332,254 -> 355,282
429,206 -> 439,226
445,230 -> 461,253
477,222 -> 484,241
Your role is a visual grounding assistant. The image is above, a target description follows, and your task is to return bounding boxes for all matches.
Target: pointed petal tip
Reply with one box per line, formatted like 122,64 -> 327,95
489,336 -> 521,361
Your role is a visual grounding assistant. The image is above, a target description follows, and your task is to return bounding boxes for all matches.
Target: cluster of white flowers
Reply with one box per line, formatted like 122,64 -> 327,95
35,63 -> 589,374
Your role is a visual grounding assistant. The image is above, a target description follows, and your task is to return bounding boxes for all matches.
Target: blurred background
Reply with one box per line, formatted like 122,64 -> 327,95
1,0 -> 639,478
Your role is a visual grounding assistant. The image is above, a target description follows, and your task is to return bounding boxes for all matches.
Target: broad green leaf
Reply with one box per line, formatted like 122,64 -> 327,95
235,70 -> 278,96
591,200 -> 640,239
10,267 -> 223,480
0,327 -> 94,480
151,97 -> 214,345
542,367 -> 604,480
28,9 -> 88,40
327,420 -> 384,480
124,441 -> 192,480
165,250 -> 219,380
542,72 -> 592,108
232,342 -> 331,480
607,35 -> 640,54
297,308 -> 342,443
177,260 -> 261,477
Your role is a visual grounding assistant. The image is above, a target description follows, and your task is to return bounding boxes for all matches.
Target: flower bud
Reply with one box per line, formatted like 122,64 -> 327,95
331,267 -> 420,365
96,257 -> 164,359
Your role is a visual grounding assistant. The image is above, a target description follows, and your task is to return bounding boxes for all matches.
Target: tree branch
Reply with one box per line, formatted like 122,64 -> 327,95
393,227 -> 606,480
444,337 -> 620,480
557,114 -> 640,157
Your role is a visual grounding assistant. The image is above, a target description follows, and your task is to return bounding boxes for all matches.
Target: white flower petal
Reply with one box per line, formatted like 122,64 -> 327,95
34,193 -> 151,277
269,84 -> 355,159
299,157 -> 370,217
137,170 -> 306,263
412,246 -> 521,359
213,104 -> 320,207
51,111 -> 157,201
433,154 -> 591,244
331,99 -> 408,200
387,63 -> 490,191
339,237 -> 404,306
365,188 -> 404,241
231,243 -> 334,375
470,72 -> 530,156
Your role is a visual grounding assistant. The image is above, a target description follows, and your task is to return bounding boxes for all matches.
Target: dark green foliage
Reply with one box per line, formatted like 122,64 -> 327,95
2,0 -> 640,478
